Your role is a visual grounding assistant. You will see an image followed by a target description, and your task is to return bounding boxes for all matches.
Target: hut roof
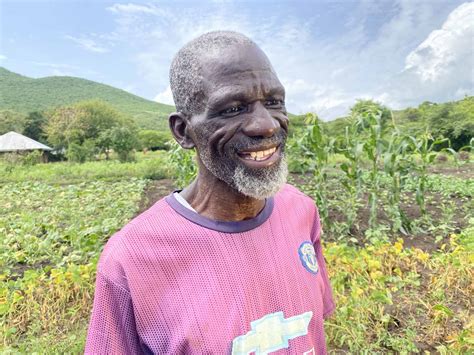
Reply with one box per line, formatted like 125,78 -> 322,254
0,131 -> 53,152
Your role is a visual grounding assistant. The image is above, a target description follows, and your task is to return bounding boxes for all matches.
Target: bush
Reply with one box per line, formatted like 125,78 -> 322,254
138,130 -> 172,151
66,140 -> 96,163
107,127 -> 139,163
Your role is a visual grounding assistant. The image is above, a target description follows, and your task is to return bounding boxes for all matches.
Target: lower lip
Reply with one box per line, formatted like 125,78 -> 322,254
237,146 -> 281,168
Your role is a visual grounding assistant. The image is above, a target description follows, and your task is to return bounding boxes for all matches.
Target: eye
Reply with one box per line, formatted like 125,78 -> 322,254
265,99 -> 285,108
220,104 -> 246,117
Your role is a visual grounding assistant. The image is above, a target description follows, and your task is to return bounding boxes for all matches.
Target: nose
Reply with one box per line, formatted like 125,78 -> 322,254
241,101 -> 280,138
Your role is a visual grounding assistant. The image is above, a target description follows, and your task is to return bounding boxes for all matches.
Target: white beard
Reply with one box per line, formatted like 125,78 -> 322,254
230,155 -> 288,200
196,137 -> 288,200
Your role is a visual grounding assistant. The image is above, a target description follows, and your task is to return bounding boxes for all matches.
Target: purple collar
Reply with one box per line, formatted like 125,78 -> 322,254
165,192 -> 274,233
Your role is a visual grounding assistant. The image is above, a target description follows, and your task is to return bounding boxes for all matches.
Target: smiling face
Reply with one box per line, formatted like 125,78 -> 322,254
186,43 -> 289,199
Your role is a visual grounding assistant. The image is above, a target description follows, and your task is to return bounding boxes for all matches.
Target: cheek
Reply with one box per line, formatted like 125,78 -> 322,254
196,120 -> 241,156
275,113 -> 289,132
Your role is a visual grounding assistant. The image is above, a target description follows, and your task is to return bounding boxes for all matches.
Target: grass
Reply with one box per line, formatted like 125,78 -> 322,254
0,151 -> 170,183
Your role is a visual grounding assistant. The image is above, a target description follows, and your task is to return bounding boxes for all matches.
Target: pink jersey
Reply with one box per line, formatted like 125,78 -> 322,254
85,184 -> 335,354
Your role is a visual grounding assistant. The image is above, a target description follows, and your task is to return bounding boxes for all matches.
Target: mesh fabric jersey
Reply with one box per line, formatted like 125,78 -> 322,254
85,184 -> 335,354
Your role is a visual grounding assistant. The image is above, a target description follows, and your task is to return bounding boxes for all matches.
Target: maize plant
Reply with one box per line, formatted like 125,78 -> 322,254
338,122 -> 364,234
300,113 -> 335,227
408,133 -> 448,216
355,107 -> 389,232
383,132 -> 412,233
167,140 -> 198,188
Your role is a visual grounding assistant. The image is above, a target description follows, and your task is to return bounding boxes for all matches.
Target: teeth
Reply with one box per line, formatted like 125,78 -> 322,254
243,147 -> 277,161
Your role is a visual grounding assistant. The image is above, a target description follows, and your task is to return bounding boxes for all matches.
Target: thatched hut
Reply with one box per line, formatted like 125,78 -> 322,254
0,131 -> 53,163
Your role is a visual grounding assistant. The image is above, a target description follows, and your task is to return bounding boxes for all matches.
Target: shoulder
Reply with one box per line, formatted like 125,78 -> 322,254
275,183 -> 322,239
96,196 -> 176,285
275,183 -> 316,209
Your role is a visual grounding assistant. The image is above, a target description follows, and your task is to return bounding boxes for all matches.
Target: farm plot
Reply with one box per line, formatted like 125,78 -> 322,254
0,148 -> 473,353
1,179 -> 147,353
285,159 -> 474,352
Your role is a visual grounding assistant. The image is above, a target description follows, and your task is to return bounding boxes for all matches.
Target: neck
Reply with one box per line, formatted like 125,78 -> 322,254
179,167 -> 265,222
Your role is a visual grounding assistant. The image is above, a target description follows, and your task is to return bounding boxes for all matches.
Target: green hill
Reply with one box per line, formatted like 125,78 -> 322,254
0,67 -> 175,130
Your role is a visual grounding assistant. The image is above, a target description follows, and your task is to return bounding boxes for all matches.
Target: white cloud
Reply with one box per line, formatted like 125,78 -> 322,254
379,2 -> 474,108
404,2 -> 473,82
31,62 -> 79,70
107,3 -> 167,16
64,35 -> 109,53
154,85 -> 174,106
102,1 -> 471,119
0,54 -> 6,62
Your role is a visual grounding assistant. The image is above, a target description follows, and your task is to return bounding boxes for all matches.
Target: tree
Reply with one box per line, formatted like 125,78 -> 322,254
350,99 -> 392,125
44,100 -> 138,160
402,108 -> 420,122
106,126 -> 140,162
65,140 -> 96,163
138,130 -> 172,150
418,96 -> 474,150
97,130 -> 114,160
23,111 -> 48,143
74,100 -> 130,139
45,106 -> 87,149
349,99 -> 393,140
0,110 -> 26,135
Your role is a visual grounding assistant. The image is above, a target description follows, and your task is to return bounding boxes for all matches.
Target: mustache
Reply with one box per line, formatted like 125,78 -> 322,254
229,131 -> 287,153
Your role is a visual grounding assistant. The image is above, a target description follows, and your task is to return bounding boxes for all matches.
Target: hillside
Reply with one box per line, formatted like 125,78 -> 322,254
0,67 -> 175,130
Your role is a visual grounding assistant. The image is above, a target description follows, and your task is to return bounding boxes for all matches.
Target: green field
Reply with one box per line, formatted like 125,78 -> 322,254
1,146 -> 472,353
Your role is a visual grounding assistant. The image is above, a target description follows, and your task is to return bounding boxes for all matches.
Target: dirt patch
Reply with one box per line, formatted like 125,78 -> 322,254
289,172 -> 469,252
383,261 -> 471,352
9,260 -> 53,281
428,162 -> 474,179
137,179 -> 176,214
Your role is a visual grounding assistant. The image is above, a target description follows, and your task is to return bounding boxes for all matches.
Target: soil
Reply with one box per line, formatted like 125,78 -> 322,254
137,179 -> 176,214
289,172 -> 470,252
383,260 -> 471,352
9,260 -> 52,280
428,162 -> 474,179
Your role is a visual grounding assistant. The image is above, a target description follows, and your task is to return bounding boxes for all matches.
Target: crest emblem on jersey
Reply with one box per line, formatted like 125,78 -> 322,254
232,311 -> 313,354
298,241 -> 319,274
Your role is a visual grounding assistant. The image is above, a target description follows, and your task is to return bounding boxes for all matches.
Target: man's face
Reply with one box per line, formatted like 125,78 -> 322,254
188,44 -> 289,199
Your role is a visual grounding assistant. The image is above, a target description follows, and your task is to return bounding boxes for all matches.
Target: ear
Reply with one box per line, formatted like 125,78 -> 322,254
169,112 -> 195,149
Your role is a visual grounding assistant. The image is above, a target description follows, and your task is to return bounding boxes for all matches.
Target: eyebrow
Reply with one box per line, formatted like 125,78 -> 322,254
206,86 -> 285,110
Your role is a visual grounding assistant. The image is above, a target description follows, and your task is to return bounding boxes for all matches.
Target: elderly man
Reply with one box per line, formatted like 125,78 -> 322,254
86,31 -> 334,354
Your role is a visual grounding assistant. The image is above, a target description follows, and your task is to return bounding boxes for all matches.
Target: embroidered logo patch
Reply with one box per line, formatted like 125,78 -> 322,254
232,311 -> 313,354
298,241 -> 319,274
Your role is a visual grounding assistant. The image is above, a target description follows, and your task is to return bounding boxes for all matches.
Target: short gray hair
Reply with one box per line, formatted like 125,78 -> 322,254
169,31 -> 255,115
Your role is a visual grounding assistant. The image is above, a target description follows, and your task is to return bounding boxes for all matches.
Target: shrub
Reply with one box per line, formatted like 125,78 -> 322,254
66,140 -> 96,163
138,130 -> 172,151
105,127 -> 140,163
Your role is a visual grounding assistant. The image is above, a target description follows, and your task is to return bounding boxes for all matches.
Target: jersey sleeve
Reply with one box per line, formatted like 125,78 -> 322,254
85,270 -> 142,354
311,206 -> 336,319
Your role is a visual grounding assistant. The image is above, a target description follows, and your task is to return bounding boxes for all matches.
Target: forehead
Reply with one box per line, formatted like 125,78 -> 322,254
199,45 -> 285,105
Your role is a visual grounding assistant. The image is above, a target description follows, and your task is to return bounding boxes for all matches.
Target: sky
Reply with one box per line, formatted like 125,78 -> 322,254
1,0 -> 473,120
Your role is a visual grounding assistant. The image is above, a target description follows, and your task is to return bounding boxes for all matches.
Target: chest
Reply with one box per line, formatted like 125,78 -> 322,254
128,223 -> 326,354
